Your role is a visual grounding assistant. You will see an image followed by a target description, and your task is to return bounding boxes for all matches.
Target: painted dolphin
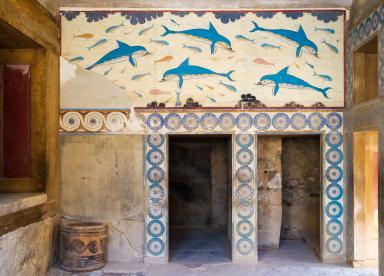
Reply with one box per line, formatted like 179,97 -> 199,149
257,66 -> 331,98
161,22 -> 232,54
161,58 -> 234,89
250,22 -> 318,58
86,40 -> 149,70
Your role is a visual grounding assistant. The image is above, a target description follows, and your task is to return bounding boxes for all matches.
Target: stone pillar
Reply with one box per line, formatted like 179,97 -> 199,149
257,137 -> 282,249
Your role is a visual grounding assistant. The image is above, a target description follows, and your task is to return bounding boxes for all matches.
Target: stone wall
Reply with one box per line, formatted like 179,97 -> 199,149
60,135 -> 144,262
0,217 -> 54,276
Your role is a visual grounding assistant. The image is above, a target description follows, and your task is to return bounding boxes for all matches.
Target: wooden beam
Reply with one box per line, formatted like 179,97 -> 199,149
0,178 -> 39,193
0,201 -> 57,236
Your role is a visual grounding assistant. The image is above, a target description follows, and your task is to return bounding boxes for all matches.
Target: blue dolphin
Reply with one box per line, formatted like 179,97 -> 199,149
161,58 -> 234,89
250,22 -> 318,58
257,66 -> 331,98
86,40 -> 149,70
161,22 -> 232,54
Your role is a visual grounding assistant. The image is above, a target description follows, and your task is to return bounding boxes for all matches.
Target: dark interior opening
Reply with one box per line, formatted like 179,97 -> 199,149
169,135 -> 232,263
258,135 -> 321,260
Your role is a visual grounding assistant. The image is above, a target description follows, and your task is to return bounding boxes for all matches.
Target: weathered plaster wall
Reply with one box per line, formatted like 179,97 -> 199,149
0,217 -> 54,276
60,135 -> 145,262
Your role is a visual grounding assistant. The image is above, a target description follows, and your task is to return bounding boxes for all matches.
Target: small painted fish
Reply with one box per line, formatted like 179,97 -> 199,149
305,62 -> 315,69
131,72 -> 151,81
170,19 -> 179,26
182,43 -> 202,53
104,67 -> 112,75
196,85 -> 204,91
207,96 -> 216,102
218,93 -> 225,96
73,33 -> 94,39
150,89 -> 171,95
124,32 -> 131,35
87,38 -> 107,51
322,39 -> 339,54
315,27 -> 335,34
133,91 -> 143,97
235,34 -> 256,44
119,86 -> 126,89
139,25 -> 154,36
294,62 -> 300,69
155,55 -> 173,63
253,58 -> 274,66
204,84 -> 214,90
106,22 -> 124,33
149,38 -> 169,46
121,66 -> 127,74
313,72 -> 333,81
260,43 -> 281,50
219,80 -> 237,93
69,56 -> 84,62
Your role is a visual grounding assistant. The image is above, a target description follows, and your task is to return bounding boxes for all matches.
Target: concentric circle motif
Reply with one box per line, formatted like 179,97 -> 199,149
364,17 -> 372,37
236,134 -> 254,148
147,134 -> 164,148
236,149 -> 254,166
61,112 -> 81,131
326,131 -> 343,147
147,238 -> 165,256
88,241 -> 98,254
325,201 -> 343,219
236,166 -> 254,184
358,23 -> 365,41
326,148 -> 343,166
326,183 -> 343,201
272,113 -> 290,130
326,237 -> 343,254
237,202 -> 254,219
201,113 -> 218,131
149,184 -> 164,202
326,166 -> 343,182
236,113 -> 253,131
147,166 -> 165,184
146,113 -> 164,131
308,113 -> 325,130
326,219 -> 343,236
372,11 -> 380,31
236,220 -> 254,237
84,112 -> 104,132
149,202 -> 164,219
236,237 -> 254,255
380,5 -> 384,24
147,220 -> 165,237
71,239 -> 85,254
182,113 -> 199,131
290,113 -> 307,130
218,113 -> 235,131
326,113 -> 342,130
106,112 -> 125,131
235,184 -> 254,202
165,113 -> 182,131
254,113 -> 271,131
352,28 -> 358,46
147,149 -> 164,166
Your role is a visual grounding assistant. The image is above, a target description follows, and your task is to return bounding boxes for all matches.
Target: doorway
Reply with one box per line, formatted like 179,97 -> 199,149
169,135 -> 232,263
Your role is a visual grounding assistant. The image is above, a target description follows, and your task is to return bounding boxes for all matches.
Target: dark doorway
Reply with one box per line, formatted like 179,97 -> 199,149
169,135 -> 232,264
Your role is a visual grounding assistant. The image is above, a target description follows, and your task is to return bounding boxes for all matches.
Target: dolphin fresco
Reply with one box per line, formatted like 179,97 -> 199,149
161,22 -> 232,54
250,22 -> 318,58
257,66 -> 331,98
161,58 -> 235,89
85,40 -> 149,70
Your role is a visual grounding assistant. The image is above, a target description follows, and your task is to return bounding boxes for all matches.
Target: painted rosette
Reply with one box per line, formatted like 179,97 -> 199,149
148,202 -> 164,219
364,16 -> 372,37
372,11 -> 379,31
308,113 -> 325,130
236,237 -> 254,255
272,113 -> 290,130
147,238 -> 165,256
380,5 -> 384,24
147,166 -> 165,184
326,219 -> 343,236
236,148 -> 254,166
236,134 -> 254,148
325,201 -> 343,219
149,184 -> 164,202
105,112 -> 126,132
235,184 -> 254,203
325,148 -> 343,166
237,202 -> 254,219
358,22 -> 365,41
326,131 -> 343,148
236,113 -> 253,131
147,149 -> 165,166
147,134 -> 164,148
147,220 -> 165,237
326,113 -> 342,130
326,166 -> 343,183
182,113 -> 199,131
290,113 -> 307,130
254,113 -> 271,131
218,113 -> 235,131
236,166 -> 254,184
146,113 -> 164,131
165,113 -> 182,131
84,112 -> 104,132
236,219 -> 253,238
61,112 -> 82,131
201,113 -> 218,131
326,236 -> 343,254
326,183 -> 343,201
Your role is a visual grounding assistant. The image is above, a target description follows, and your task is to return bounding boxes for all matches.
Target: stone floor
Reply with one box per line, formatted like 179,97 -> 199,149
49,239 -> 378,276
